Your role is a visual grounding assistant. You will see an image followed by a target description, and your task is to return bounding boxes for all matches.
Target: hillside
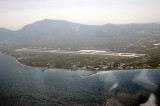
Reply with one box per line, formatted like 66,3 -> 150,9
0,19 -> 160,71
0,19 -> 160,52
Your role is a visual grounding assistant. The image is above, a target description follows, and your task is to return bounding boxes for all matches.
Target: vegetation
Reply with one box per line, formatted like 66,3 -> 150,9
1,46 -> 160,71
1,20 -> 160,71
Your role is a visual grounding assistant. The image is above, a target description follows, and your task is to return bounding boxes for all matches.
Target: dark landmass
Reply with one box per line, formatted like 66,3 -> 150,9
1,47 -> 160,72
0,19 -> 160,71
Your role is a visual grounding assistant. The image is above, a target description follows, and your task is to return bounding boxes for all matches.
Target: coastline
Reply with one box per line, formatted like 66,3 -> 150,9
0,52 -> 159,73
0,51 -> 44,69
15,58 -> 97,73
16,59 -> 28,67
15,58 -> 159,73
16,59 -> 45,69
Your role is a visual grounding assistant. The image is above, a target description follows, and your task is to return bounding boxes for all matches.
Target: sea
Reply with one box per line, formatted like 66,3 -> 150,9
0,53 -> 160,106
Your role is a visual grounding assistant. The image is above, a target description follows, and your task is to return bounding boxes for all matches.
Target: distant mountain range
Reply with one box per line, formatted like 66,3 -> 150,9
0,19 -> 160,52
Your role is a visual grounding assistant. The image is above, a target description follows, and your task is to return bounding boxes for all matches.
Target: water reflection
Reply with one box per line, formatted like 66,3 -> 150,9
0,54 -> 160,106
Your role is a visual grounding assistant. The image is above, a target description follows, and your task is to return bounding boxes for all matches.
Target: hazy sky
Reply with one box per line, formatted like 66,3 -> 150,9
0,0 -> 160,30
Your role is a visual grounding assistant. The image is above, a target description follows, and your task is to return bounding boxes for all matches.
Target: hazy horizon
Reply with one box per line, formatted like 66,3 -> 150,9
1,19 -> 160,31
1,0 -> 160,30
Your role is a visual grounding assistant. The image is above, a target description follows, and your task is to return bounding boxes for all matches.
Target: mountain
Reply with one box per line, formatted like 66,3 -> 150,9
13,19 -> 100,48
0,28 -> 14,41
0,19 -> 160,52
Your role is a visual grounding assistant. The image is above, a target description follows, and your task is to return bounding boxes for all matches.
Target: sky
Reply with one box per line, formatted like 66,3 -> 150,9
0,0 -> 160,30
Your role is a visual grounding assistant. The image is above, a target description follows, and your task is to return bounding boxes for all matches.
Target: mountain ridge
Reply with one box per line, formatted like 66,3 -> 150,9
0,19 -> 160,52
1,19 -> 160,31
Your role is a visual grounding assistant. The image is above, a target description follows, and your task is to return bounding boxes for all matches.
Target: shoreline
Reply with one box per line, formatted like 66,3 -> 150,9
15,58 -> 160,73
0,52 -> 159,73
16,59 -> 45,69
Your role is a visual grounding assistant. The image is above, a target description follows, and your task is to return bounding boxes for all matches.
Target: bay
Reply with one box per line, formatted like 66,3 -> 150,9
0,53 -> 160,106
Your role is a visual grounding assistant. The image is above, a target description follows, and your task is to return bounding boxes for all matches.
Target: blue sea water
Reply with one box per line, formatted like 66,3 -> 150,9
0,53 -> 160,106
